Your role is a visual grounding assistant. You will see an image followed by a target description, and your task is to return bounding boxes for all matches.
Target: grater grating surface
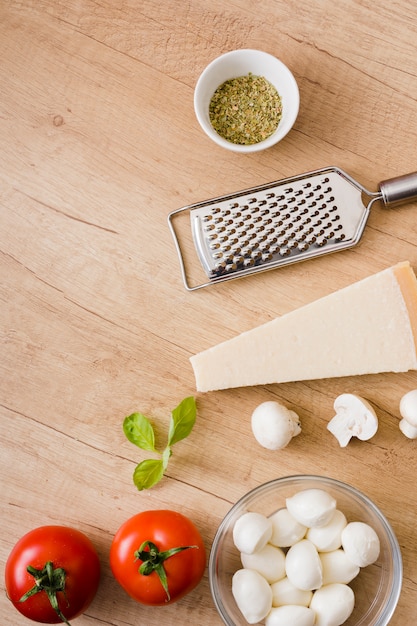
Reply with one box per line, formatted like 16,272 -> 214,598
168,166 -> 417,290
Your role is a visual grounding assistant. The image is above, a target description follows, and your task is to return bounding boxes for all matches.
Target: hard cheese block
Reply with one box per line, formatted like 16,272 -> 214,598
191,261 -> 417,392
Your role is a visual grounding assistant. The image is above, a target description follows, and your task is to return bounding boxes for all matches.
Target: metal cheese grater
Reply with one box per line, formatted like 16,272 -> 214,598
168,166 -> 417,291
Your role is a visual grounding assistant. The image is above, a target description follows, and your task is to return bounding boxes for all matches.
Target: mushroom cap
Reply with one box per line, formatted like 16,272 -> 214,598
251,401 -> 301,450
399,389 -> 417,426
328,393 -> 378,447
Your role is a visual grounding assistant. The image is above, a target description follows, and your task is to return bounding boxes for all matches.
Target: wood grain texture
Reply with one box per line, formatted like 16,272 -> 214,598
1,1 -> 417,624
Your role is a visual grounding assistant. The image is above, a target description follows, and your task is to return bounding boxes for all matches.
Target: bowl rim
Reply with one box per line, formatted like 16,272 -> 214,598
194,48 -> 300,153
209,474 -> 403,626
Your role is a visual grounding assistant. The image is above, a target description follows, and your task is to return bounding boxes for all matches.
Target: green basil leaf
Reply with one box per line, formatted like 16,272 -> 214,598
167,396 -> 196,447
133,459 -> 164,491
123,412 -> 156,452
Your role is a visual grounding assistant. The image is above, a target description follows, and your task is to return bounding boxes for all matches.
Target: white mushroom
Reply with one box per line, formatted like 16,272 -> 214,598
327,393 -> 378,447
399,419 -> 417,439
399,389 -> 417,439
232,568 -> 273,624
251,401 -> 301,450
233,511 -> 272,554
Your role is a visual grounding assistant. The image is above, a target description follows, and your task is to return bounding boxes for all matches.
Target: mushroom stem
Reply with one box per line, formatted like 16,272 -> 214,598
399,418 -> 417,439
327,394 -> 378,447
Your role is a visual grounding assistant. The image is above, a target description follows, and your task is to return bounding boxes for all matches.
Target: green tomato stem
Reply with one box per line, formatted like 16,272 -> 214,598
19,561 -> 72,626
134,540 -> 198,601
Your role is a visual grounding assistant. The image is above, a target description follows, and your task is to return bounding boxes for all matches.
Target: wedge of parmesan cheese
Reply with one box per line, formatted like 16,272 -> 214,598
190,261 -> 417,392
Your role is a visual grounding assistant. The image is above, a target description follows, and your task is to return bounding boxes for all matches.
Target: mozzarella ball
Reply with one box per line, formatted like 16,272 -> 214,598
307,509 -> 347,552
320,549 -> 360,585
270,508 -> 307,548
231,487 -> 381,626
286,489 -> 336,528
271,576 -> 313,608
341,521 -> 380,567
233,511 -> 273,554
265,605 -> 315,626
241,543 -> 286,583
310,583 -> 355,626
232,568 -> 273,624
285,539 -> 322,591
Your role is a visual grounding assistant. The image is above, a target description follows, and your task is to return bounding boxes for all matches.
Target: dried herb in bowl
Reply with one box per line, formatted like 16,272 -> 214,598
209,73 -> 283,145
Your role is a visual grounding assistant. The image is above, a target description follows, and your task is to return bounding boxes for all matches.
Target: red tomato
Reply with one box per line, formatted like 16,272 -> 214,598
5,526 -> 101,624
110,510 -> 206,605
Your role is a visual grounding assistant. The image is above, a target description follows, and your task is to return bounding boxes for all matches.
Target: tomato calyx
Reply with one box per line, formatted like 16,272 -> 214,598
134,540 -> 198,601
19,561 -> 72,626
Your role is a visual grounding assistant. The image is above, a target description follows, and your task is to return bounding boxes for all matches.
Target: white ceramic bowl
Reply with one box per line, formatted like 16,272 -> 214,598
194,49 -> 299,153
209,475 -> 402,625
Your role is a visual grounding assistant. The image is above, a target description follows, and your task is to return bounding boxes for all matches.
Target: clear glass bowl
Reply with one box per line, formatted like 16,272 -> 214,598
209,475 -> 402,625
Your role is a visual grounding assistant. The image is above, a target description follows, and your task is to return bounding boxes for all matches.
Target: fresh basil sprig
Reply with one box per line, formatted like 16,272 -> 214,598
123,396 -> 197,491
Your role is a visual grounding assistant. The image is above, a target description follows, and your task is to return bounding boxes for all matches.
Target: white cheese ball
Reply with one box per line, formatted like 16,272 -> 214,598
270,508 -> 307,548
232,568 -> 273,624
320,549 -> 360,585
241,543 -> 286,583
233,511 -> 273,554
271,576 -> 313,608
265,604 -> 315,626
341,521 -> 380,567
286,489 -> 336,528
310,583 -> 355,626
307,509 -> 347,552
231,488 -> 381,626
285,539 -> 323,591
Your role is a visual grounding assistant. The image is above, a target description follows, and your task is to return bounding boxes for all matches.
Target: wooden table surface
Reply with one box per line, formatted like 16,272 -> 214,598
2,1 -> 417,624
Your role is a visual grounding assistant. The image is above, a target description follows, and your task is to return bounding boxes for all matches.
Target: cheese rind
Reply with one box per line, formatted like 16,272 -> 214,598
190,262 -> 417,392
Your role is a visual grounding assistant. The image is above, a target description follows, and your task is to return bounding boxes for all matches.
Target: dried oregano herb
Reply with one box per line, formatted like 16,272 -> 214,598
209,73 -> 283,145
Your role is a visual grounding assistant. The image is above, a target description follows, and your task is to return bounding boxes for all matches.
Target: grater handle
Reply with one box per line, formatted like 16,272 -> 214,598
379,172 -> 417,207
